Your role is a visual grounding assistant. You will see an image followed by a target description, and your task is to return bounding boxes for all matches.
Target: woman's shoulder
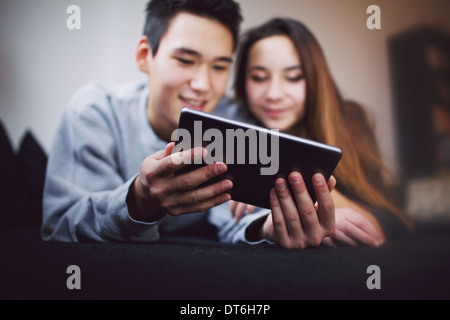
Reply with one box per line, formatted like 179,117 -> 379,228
212,97 -> 256,124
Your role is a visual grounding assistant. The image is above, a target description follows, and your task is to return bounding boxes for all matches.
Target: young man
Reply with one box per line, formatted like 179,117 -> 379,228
41,0 -> 242,242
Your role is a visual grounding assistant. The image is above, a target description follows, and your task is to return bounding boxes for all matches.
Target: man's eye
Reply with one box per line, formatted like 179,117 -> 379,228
213,65 -> 228,71
176,58 -> 194,65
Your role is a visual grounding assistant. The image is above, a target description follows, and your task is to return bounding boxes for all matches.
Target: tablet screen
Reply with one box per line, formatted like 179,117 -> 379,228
172,108 -> 342,208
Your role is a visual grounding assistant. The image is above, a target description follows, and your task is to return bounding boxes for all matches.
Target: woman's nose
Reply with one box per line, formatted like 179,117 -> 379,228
266,78 -> 284,102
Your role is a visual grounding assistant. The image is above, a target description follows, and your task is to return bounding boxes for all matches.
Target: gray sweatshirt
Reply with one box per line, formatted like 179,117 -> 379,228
41,81 -> 270,243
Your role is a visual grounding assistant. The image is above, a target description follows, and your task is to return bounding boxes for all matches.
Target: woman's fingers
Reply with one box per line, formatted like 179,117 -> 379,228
322,236 -> 337,247
313,173 -> 335,235
230,201 -> 256,222
339,208 -> 384,246
274,178 -> 305,241
326,208 -> 385,247
287,173 -> 320,238
327,175 -> 337,192
234,202 -> 248,222
269,187 -> 290,246
270,173 -> 336,249
329,228 -> 359,246
229,200 -> 238,216
344,208 -> 385,244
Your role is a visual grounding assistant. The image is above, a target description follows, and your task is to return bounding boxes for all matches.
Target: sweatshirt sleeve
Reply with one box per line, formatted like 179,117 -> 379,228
41,84 -> 159,242
208,202 -> 273,245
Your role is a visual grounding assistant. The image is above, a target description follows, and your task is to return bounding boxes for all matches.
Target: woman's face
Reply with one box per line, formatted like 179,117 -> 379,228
245,35 -> 307,134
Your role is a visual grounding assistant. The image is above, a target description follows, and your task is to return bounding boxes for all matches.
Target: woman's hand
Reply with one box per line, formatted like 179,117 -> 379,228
261,172 -> 336,249
229,201 -> 255,222
321,208 -> 386,247
230,175 -> 336,223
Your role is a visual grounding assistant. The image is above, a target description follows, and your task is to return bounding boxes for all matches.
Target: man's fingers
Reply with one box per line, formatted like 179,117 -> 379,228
152,147 -> 207,177
169,147 -> 207,173
171,161 -> 228,192
170,192 -> 232,216
148,142 -> 175,161
165,142 -> 175,157
172,179 -> 233,209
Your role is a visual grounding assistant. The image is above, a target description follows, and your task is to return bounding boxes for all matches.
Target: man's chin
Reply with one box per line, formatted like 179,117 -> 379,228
180,104 -> 209,113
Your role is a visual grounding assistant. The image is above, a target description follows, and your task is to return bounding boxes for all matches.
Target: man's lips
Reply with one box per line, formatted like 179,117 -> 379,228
179,95 -> 207,111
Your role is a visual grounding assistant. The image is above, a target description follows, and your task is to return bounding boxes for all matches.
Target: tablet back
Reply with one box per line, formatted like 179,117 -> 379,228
173,108 -> 342,209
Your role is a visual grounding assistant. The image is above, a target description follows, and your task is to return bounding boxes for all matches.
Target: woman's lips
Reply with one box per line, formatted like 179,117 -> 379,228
262,107 -> 287,118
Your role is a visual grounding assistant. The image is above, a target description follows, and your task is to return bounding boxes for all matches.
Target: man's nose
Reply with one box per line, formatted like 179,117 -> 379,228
190,65 -> 211,93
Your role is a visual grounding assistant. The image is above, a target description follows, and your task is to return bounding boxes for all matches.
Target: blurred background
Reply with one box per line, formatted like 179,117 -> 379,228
0,0 -> 449,223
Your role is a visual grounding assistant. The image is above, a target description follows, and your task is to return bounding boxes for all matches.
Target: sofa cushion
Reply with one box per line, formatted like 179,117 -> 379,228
0,120 -> 22,228
16,130 -> 47,226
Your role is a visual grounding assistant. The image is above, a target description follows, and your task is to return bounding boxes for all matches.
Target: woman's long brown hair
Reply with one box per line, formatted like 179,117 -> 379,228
234,18 -> 411,228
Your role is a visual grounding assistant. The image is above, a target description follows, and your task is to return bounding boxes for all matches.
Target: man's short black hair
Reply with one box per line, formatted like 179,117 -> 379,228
143,0 -> 242,56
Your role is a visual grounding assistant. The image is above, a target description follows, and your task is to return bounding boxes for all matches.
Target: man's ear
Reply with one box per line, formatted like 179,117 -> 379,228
135,36 -> 152,73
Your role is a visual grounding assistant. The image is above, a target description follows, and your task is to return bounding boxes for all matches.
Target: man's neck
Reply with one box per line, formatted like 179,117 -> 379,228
146,100 -> 175,143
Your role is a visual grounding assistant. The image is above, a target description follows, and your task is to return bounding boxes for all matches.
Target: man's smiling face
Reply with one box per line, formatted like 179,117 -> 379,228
142,12 -> 234,141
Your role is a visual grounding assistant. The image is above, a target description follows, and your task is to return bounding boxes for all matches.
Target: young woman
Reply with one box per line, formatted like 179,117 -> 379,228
211,18 -> 411,249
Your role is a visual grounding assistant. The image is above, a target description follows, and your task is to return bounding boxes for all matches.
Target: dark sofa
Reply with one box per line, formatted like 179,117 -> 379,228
1,120 -> 450,301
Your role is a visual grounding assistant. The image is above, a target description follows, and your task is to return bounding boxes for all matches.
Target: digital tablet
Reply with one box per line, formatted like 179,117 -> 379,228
172,108 -> 342,209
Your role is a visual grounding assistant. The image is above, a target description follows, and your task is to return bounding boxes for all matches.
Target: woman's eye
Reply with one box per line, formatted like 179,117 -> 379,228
287,75 -> 304,82
250,76 -> 268,83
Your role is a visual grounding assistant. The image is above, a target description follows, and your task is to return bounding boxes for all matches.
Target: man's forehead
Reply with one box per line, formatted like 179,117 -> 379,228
158,12 -> 233,59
